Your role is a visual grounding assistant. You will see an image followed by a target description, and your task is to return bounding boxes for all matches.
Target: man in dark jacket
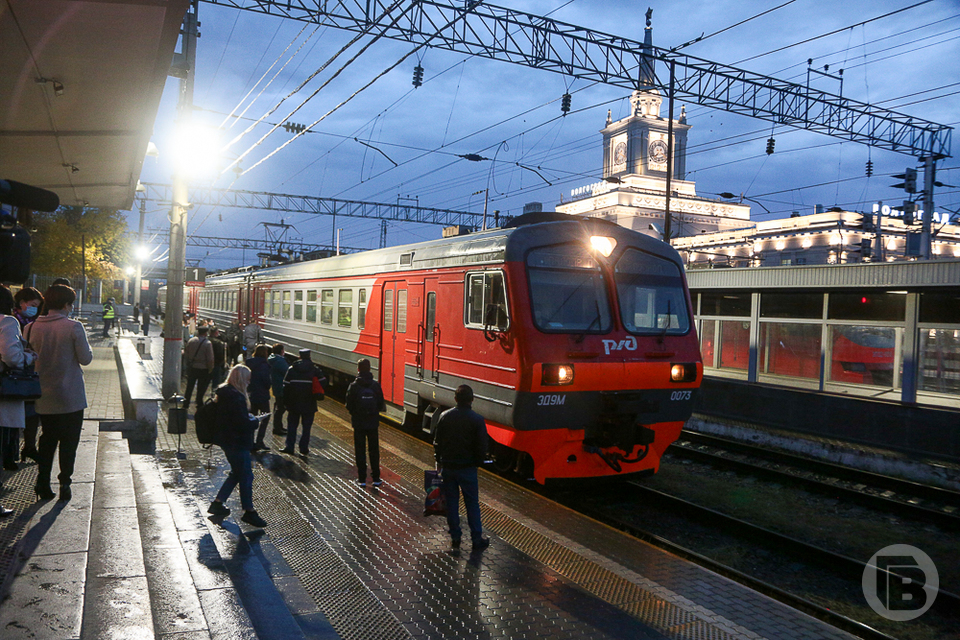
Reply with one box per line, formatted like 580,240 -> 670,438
268,343 -> 289,435
245,344 -> 272,451
281,349 -> 326,455
183,326 -> 214,409
209,327 -> 228,392
345,359 -> 386,486
433,385 -> 490,550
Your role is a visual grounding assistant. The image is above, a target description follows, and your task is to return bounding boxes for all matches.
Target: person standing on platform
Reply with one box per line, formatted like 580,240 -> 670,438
0,285 -> 37,507
206,364 -> 268,528
345,358 -> 385,487
267,343 -> 289,436
141,305 -> 151,336
242,321 -> 263,357
209,327 -> 228,393
281,349 -> 325,456
101,297 -> 116,337
245,344 -> 272,451
133,302 -> 140,325
183,326 -> 214,409
27,284 -> 93,502
433,384 -> 490,550
11,287 -> 43,465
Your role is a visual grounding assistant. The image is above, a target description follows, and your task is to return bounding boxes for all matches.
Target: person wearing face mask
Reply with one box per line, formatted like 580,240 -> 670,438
11,287 -> 43,464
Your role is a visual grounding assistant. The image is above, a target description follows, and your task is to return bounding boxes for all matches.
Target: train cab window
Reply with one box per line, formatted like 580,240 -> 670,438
526,246 -> 606,333
615,249 -> 689,335
307,290 -> 317,323
281,291 -> 291,319
465,271 -> 509,331
397,290 -> 407,333
426,292 -> 436,341
338,290 -> 353,327
294,290 -> 304,321
320,289 -> 334,325
358,288 -> 367,330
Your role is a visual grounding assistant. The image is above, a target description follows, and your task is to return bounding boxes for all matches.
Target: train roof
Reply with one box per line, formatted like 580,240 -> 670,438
206,213 -> 683,285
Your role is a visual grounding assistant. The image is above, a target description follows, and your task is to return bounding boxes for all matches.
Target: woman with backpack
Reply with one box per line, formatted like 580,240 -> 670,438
345,358 -> 385,487
207,364 -> 267,527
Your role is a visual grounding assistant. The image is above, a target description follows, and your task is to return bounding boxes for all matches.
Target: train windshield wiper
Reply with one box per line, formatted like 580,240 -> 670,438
545,273 -> 593,326
575,300 -> 602,343
658,299 -> 672,341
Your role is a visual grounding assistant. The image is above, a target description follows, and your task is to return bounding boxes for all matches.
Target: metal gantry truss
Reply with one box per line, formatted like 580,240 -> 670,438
204,0 -> 951,159
138,182 -> 483,227
135,228 -> 348,254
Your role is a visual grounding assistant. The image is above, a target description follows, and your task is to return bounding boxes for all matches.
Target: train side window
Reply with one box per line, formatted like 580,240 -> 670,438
294,290 -> 304,321
397,290 -> 407,333
338,289 -> 353,327
464,271 -> 509,331
282,290 -> 291,319
426,292 -> 436,341
306,290 -> 317,323
269,291 -> 278,318
383,289 -> 394,331
358,288 -> 367,330
320,289 -> 334,325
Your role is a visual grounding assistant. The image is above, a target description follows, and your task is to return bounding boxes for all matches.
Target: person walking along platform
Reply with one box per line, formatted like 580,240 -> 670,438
281,349 -> 325,456
26,284 -> 93,502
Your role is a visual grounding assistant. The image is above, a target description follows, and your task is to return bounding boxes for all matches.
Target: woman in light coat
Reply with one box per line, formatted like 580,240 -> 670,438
0,284 -> 37,515
26,284 -> 92,501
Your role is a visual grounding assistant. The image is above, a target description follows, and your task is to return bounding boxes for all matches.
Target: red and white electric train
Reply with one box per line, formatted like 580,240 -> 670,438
162,212 -> 702,483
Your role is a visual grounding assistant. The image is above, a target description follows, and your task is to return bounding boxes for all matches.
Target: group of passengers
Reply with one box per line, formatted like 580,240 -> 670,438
0,282 -> 93,515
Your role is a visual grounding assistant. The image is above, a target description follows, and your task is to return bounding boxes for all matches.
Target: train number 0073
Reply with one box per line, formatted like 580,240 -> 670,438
670,390 -> 692,401
537,394 -> 566,406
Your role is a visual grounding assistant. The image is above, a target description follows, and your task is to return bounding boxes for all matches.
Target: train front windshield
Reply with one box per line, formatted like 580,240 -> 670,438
527,245 -> 612,333
615,248 -> 690,335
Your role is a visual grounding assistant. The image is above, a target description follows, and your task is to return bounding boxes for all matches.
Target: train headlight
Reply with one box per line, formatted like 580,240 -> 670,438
670,363 -> 697,383
542,363 -> 575,386
590,235 -> 616,257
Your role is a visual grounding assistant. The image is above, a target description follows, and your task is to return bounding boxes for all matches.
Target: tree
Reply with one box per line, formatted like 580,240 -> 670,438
29,206 -> 129,286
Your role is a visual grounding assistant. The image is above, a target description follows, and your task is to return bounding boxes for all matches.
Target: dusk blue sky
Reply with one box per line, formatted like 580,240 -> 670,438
135,0 -> 960,271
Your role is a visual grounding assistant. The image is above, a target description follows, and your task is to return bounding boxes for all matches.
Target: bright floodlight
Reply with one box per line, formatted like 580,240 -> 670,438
135,245 -> 151,261
125,266 -> 135,276
169,122 -> 220,178
590,235 -> 616,257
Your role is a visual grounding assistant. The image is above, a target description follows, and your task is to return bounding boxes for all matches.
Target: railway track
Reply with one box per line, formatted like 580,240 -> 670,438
668,430 -> 960,530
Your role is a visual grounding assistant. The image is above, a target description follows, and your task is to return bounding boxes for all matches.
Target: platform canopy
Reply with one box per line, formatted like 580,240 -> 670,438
0,0 -> 189,211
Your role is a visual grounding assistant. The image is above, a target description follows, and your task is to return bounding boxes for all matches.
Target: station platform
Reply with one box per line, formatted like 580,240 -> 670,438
0,326 -> 861,639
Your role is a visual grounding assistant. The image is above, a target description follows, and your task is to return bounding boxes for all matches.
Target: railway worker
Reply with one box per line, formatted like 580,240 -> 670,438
183,325 -> 214,410
101,297 -> 116,337
267,343 -> 289,436
245,344 -> 272,451
345,358 -> 386,487
280,348 -> 326,456
433,385 -> 490,550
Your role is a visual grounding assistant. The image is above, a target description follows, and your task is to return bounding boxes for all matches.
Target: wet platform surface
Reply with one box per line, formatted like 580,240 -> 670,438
1,330 -> 860,639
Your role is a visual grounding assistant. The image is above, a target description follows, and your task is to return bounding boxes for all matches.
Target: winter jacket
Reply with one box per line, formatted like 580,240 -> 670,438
268,353 -> 290,397
433,403 -> 489,469
214,384 -> 258,450
0,315 -> 36,429
244,356 -> 271,405
26,311 -> 92,415
283,359 -> 325,413
183,336 -> 214,371
345,371 -> 385,431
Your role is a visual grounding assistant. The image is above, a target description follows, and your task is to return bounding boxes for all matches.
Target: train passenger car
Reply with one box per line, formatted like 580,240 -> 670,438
182,212 -> 703,483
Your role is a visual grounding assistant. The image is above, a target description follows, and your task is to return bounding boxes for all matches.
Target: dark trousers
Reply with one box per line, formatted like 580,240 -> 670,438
272,394 -> 286,432
215,446 -> 254,511
184,368 -> 212,407
353,426 -> 380,482
286,410 -> 314,453
22,412 -> 40,456
251,401 -> 270,444
1,426 -> 19,467
37,410 -> 84,488
441,466 -> 483,543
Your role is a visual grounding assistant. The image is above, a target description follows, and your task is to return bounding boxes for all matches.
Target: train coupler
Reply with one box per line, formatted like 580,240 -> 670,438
583,424 -> 655,473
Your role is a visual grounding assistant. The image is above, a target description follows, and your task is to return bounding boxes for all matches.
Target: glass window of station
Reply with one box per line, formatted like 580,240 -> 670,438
693,289 -> 960,408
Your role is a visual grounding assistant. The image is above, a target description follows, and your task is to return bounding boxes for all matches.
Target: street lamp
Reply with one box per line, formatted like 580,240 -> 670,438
718,192 -> 772,215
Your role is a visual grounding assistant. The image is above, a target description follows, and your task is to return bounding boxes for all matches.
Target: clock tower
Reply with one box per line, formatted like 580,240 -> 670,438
603,90 -> 690,181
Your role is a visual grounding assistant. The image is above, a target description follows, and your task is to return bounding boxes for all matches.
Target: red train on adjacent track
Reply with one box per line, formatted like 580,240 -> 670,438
162,212 -> 702,483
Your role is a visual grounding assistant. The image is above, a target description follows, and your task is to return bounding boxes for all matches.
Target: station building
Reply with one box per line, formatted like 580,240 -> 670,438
556,69 -> 960,433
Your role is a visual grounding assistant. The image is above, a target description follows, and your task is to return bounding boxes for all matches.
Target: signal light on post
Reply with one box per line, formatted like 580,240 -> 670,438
561,93 -> 571,114
412,65 -> 424,87
902,200 -> 917,225
892,167 -> 917,193
765,137 -> 775,155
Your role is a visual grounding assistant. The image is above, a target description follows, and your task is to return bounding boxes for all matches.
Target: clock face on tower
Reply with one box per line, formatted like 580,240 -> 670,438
613,141 -> 627,165
648,139 -> 668,165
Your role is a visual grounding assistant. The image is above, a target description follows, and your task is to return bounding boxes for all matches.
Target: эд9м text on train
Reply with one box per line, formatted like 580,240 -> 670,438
166,212 -> 703,483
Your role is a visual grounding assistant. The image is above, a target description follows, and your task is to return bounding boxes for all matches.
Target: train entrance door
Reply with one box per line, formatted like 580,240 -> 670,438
379,281 -> 408,404
418,278 -> 440,381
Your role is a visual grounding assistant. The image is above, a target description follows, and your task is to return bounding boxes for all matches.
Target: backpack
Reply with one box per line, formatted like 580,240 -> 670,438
194,398 -> 221,447
357,384 -> 379,416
